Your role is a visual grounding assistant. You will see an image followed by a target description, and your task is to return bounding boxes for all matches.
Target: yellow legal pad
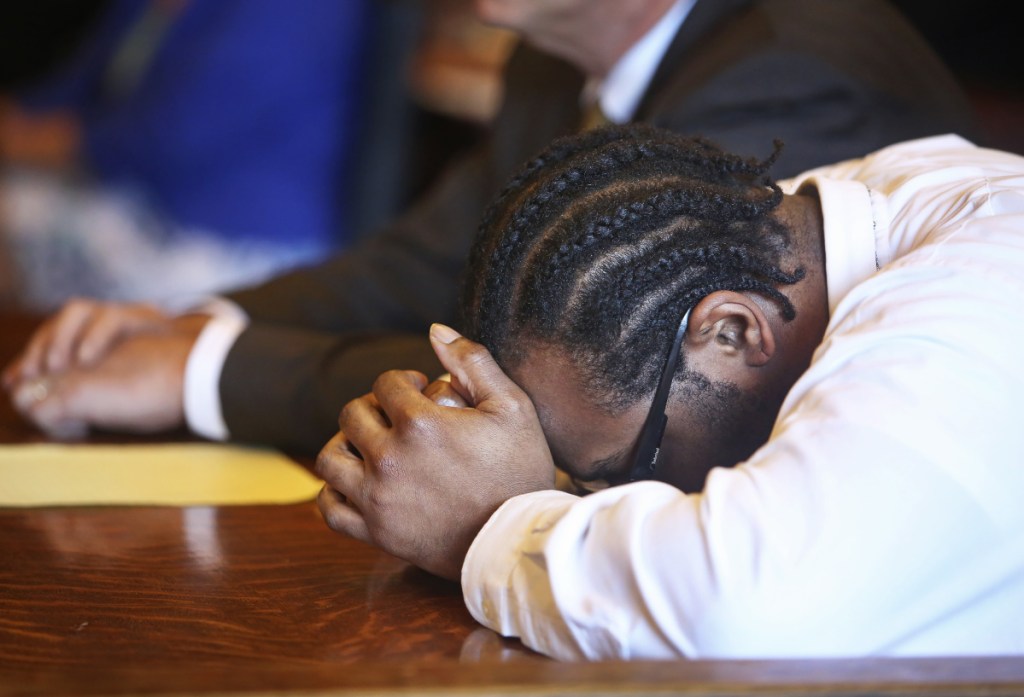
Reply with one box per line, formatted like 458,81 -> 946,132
0,443 -> 323,507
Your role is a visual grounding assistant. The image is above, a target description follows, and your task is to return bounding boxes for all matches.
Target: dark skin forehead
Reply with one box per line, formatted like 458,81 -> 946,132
506,343 -> 714,491
506,344 -> 641,484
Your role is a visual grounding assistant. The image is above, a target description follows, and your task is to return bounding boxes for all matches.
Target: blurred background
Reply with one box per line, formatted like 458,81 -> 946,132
0,0 -> 1018,312
890,0 -> 1022,156
0,0 -> 513,311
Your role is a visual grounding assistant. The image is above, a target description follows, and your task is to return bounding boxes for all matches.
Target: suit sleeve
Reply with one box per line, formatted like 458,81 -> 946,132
218,325 -> 442,454
217,134 -> 503,453
215,46 -> 583,454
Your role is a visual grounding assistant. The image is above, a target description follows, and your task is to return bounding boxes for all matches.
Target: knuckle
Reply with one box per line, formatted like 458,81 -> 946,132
371,369 -> 402,395
63,297 -> 96,317
337,398 -> 362,429
314,434 -> 349,479
125,303 -> 157,325
399,409 -> 436,440
318,498 -> 346,533
459,340 -> 493,366
313,448 -> 333,480
386,394 -> 433,435
62,297 -> 85,313
501,391 -> 534,422
369,443 -> 396,475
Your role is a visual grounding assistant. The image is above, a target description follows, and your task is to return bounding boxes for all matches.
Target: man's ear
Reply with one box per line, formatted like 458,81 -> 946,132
687,291 -> 775,367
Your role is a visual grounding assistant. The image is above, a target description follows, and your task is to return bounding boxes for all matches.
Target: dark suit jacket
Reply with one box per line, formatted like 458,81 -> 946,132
221,0 -> 976,454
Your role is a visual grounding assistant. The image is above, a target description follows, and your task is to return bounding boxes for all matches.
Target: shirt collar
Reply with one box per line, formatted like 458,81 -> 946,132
583,0 -> 696,123
782,175 -> 885,315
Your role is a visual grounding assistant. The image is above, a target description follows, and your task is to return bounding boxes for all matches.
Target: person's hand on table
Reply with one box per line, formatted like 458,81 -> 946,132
2,299 -> 209,438
4,299 -> 171,381
316,323 -> 555,581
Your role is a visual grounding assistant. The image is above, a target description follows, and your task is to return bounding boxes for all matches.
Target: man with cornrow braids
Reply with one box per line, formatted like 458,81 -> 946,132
459,126 -> 813,492
317,125 -> 1024,659
6,0 -> 977,452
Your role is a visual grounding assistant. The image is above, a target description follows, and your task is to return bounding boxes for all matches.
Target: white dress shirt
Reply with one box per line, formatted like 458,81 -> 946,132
584,0 -> 694,124
462,135 -> 1024,660
181,1 -> 695,441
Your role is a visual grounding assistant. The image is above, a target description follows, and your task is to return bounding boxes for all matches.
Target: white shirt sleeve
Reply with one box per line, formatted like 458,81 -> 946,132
180,298 -> 249,441
464,409 -> 1024,659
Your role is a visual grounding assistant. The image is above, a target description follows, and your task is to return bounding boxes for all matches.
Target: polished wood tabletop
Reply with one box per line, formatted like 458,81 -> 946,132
1,312 -> 1023,696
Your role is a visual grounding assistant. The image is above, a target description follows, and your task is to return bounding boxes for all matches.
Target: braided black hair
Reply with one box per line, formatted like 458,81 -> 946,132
460,124 -> 805,412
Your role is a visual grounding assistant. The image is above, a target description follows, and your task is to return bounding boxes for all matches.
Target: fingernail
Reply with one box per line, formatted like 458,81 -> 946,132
430,323 -> 462,345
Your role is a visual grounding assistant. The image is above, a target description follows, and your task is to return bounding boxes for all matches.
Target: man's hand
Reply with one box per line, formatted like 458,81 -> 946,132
4,299 -> 170,384
316,324 -> 555,580
3,300 -> 208,438
422,373 -> 469,408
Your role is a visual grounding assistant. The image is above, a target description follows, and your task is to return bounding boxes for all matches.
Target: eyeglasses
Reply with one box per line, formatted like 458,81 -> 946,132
626,307 -> 692,482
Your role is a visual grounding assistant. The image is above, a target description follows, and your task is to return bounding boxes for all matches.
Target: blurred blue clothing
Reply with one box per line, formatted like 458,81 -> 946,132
19,0 -> 372,252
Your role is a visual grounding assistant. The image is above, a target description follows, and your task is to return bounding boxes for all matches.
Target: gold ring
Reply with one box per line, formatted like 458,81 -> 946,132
25,378 -> 51,403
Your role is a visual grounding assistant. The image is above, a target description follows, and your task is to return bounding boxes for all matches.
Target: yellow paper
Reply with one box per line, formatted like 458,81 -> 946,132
0,443 -> 323,507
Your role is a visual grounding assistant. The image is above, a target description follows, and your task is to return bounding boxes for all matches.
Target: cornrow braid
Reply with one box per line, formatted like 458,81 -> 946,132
460,124 -> 804,412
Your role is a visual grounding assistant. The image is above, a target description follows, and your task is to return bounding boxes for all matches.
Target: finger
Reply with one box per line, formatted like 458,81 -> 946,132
336,393 -> 391,460
371,370 -> 433,424
75,306 -> 135,366
44,299 -> 99,374
46,298 -> 112,374
336,403 -> 386,468
317,484 -> 370,543
4,318 -> 59,386
422,378 -> 469,408
1,356 -> 24,390
428,324 -> 528,413
315,430 -> 366,491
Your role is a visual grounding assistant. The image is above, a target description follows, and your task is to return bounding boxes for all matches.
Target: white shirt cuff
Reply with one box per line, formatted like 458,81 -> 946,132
461,490 -> 579,634
182,299 -> 249,441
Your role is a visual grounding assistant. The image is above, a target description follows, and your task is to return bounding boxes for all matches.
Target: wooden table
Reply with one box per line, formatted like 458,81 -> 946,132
1,313 -> 1023,696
